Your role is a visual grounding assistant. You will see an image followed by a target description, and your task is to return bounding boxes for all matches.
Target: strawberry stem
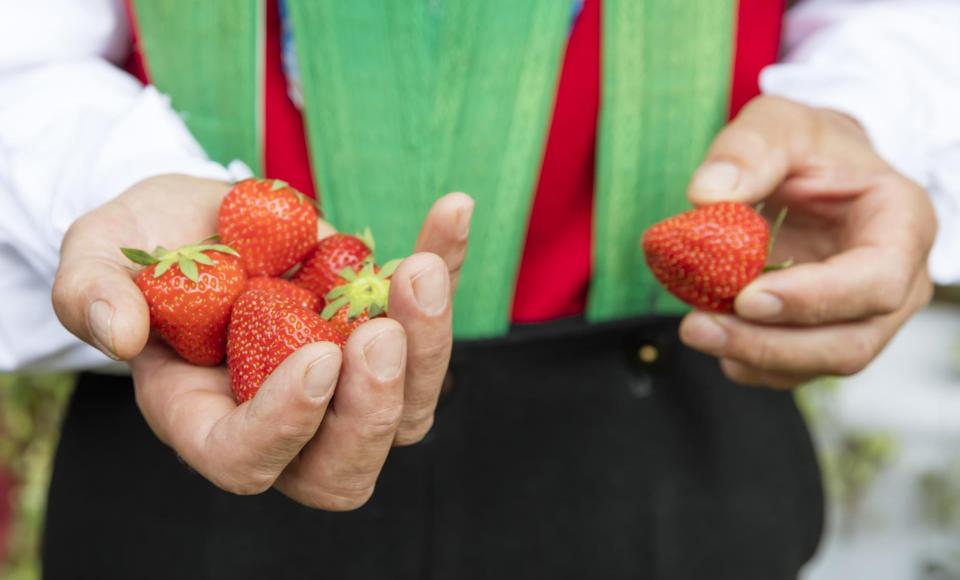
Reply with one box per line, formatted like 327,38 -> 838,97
763,258 -> 794,273
767,206 -> 789,256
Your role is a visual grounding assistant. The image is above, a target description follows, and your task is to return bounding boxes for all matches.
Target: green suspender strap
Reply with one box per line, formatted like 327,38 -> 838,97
285,1 -> 570,338
132,0 -> 264,175
590,1 -> 736,320
131,0 -> 737,338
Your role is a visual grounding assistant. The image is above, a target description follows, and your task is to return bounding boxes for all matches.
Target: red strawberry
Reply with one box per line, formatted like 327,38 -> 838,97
246,277 -> 321,312
122,241 -> 247,365
228,289 -> 345,403
291,229 -> 373,297
321,259 -> 401,337
218,178 -> 319,277
641,202 -> 772,313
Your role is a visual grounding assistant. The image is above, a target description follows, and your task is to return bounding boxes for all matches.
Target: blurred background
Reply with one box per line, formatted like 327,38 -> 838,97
1,295 -> 960,579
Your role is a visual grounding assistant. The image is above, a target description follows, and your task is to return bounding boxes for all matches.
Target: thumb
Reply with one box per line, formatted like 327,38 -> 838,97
198,342 -> 342,490
687,96 -> 816,206
52,217 -> 150,361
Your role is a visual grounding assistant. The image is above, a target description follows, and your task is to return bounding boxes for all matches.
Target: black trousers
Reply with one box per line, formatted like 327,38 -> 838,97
43,317 -> 823,579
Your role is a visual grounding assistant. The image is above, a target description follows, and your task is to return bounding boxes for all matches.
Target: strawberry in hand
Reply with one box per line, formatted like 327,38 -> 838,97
227,289 -> 345,403
321,259 -> 401,337
246,277 -> 322,312
121,240 -> 247,365
292,229 -> 374,297
218,178 -> 320,277
642,201 -> 787,313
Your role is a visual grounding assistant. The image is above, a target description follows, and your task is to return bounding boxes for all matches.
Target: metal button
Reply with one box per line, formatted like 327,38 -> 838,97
637,344 -> 659,364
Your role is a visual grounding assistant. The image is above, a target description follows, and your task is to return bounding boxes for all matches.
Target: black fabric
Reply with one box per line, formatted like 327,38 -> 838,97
43,316 -> 823,580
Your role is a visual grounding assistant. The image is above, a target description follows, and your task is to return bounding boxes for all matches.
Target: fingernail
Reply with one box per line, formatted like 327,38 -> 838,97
681,314 -> 728,351
412,262 -> 448,315
691,161 -> 741,200
88,301 -> 119,360
363,329 -> 405,380
456,200 -> 474,240
737,290 -> 783,320
304,354 -> 340,400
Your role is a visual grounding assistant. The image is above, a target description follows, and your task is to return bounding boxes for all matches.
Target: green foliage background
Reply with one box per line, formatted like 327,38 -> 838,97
0,374 -> 73,580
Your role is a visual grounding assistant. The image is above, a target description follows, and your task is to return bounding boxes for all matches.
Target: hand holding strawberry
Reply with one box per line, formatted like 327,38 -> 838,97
53,174 -> 474,509
675,96 -> 934,388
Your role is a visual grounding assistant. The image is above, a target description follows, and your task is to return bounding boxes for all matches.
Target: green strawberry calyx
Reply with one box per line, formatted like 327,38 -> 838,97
121,239 -> 240,283
355,226 -> 376,253
321,258 -> 401,321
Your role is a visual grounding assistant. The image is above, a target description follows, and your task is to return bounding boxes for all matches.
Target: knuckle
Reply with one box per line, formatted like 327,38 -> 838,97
215,472 -> 274,496
831,333 -> 876,376
359,404 -> 404,441
275,419 -> 318,443
872,285 -> 906,315
717,126 -> 770,160
744,333 -> 777,370
797,283 -> 831,325
296,477 -> 376,511
394,415 -> 435,447
808,297 -> 831,325
413,339 -> 452,376
871,272 -> 910,315
51,267 -> 83,311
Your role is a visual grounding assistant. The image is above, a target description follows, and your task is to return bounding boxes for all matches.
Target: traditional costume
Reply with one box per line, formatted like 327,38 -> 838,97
2,0 -> 959,578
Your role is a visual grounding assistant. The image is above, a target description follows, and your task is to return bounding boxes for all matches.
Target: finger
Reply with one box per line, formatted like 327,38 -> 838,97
133,341 -> 342,495
736,176 -> 933,325
53,209 -> 150,360
275,318 -> 406,511
680,310 -> 893,378
735,246 -> 914,325
688,273 -> 931,378
688,97 -> 818,206
387,253 -> 452,445
414,192 -> 473,294
719,358 -> 817,391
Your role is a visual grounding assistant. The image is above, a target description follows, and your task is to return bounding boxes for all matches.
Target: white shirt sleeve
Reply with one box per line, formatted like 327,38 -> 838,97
0,0 -> 241,371
761,0 -> 960,285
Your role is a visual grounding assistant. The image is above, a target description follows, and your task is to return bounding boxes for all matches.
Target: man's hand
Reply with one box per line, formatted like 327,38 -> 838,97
679,96 -> 935,389
52,174 -> 473,509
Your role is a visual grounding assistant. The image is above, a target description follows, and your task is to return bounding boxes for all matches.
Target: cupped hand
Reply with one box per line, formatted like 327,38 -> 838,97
53,174 -> 473,508
680,96 -> 936,389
